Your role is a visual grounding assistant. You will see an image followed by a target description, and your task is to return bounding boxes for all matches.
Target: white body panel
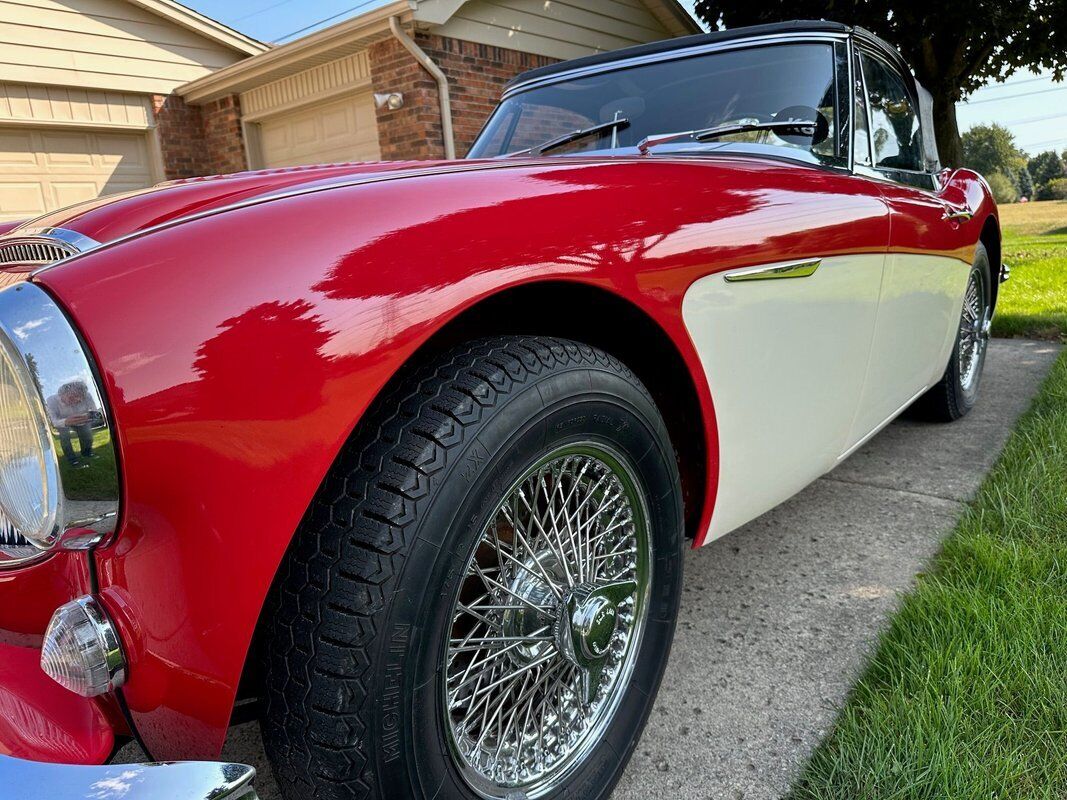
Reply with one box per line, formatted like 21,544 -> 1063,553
683,252 -> 970,543
846,253 -> 971,446
683,255 -> 884,540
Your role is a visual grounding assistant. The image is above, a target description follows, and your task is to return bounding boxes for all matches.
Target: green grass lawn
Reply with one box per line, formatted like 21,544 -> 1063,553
991,201 -> 1067,341
788,201 -> 1067,800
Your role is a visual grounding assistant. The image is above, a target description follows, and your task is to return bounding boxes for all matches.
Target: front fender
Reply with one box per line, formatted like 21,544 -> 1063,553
36,156 -> 886,759
35,160 -> 721,759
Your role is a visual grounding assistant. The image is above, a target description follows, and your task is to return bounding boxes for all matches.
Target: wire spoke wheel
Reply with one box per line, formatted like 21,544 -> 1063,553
443,442 -> 651,797
958,268 -> 989,393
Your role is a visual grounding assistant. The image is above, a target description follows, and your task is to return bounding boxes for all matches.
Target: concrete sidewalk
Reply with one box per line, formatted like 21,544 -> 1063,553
122,339 -> 1062,799
612,338 -> 1061,800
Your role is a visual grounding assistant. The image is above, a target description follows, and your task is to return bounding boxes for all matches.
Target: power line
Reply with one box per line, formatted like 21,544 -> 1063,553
272,0 -> 385,42
964,84 -> 1067,106
236,0 -> 299,22
1000,112 -> 1067,126
974,74 -> 1056,93
1020,136 -> 1067,150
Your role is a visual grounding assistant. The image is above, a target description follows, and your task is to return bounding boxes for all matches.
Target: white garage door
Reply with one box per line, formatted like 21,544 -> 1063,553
258,91 -> 381,168
0,127 -> 155,222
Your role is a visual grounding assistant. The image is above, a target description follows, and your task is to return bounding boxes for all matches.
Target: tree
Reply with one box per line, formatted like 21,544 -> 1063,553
1046,178 -> 1067,200
1028,150 -> 1066,187
1017,166 -> 1034,201
985,173 -> 1018,205
961,124 -> 1027,184
693,1 -> 1067,167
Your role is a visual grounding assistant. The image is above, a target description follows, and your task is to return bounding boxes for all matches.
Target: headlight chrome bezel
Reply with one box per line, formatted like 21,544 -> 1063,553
0,282 -> 119,568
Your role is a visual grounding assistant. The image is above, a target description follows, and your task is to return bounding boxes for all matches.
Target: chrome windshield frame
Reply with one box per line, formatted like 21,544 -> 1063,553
500,31 -> 850,100
471,32 -> 853,164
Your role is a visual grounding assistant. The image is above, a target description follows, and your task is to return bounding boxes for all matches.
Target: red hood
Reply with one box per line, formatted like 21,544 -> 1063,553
4,161 -> 456,246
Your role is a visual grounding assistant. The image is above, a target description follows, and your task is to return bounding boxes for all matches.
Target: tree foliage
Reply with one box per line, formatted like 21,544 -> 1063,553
693,1 -> 1067,167
1028,150 -> 1066,187
984,172 -> 1018,205
1017,167 -> 1034,200
961,123 -> 1027,181
1045,178 -> 1067,200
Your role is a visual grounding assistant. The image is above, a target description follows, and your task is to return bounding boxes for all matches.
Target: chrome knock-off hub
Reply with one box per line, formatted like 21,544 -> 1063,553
556,581 -> 637,706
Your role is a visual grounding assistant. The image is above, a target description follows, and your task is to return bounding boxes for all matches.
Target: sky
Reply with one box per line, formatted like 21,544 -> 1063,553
182,0 -> 1067,157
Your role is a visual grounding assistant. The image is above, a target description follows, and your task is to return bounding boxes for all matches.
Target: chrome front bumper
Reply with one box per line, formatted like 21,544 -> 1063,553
0,754 -> 257,799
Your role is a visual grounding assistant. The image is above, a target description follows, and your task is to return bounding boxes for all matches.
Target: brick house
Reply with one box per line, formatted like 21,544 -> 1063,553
172,0 -> 699,176
0,0 -> 265,222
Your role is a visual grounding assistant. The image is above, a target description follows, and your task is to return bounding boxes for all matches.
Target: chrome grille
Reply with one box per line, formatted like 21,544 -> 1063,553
0,518 -> 33,550
0,240 -> 75,269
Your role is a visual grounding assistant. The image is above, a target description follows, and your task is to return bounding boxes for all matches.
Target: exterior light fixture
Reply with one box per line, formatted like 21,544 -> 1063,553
374,92 -> 404,111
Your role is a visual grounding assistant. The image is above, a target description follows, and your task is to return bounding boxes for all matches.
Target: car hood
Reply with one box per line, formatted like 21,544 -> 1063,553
2,161 -> 462,248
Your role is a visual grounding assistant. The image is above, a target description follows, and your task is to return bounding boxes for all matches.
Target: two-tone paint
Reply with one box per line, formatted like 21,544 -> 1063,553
4,152 -> 995,761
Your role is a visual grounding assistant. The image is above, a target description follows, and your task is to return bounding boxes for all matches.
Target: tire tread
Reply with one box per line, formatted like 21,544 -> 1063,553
261,336 -> 650,800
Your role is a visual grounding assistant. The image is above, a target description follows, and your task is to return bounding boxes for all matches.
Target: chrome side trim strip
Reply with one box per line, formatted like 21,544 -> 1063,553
723,259 -> 822,282
0,754 -> 257,800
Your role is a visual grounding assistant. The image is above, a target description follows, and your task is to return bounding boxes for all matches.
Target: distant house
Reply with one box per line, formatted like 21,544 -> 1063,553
175,0 -> 699,172
0,0 -> 697,221
0,0 -> 265,221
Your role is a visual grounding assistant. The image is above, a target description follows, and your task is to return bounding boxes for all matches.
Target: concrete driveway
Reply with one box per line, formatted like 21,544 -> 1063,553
117,338 -> 1062,799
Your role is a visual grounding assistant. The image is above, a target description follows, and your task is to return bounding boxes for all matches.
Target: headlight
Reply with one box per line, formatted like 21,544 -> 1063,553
0,332 -> 60,555
0,283 -> 118,567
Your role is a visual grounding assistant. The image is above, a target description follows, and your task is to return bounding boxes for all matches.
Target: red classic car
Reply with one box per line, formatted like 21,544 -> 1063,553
0,20 -> 1002,800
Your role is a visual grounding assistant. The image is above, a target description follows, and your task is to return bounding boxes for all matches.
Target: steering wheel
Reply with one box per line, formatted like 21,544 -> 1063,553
773,105 -> 831,146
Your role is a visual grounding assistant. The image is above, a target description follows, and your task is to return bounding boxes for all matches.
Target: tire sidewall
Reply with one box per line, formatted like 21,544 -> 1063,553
372,364 -> 683,799
951,243 -> 992,413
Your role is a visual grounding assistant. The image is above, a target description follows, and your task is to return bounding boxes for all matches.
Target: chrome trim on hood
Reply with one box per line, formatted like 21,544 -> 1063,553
0,228 -> 101,270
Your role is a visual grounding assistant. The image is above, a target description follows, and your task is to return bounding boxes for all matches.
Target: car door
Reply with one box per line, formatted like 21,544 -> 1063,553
680,39 -> 892,541
845,49 -> 974,451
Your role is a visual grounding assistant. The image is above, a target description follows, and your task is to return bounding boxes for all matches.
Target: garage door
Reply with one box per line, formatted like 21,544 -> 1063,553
258,91 -> 381,168
0,128 -> 155,222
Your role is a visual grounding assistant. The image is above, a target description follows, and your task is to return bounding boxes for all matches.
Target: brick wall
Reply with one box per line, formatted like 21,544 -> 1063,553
156,32 -> 558,172
153,93 -> 248,179
153,94 -> 207,179
370,32 -> 558,160
368,36 -> 445,160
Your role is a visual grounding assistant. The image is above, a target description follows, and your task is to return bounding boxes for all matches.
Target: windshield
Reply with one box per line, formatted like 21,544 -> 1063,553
469,42 -> 848,166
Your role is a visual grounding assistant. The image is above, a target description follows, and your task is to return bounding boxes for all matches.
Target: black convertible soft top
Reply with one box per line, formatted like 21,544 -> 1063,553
507,21 -> 854,89
502,19 -> 939,170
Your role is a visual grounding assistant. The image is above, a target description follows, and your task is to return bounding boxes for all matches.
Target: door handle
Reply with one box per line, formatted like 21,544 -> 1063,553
942,207 -> 973,223
724,258 -> 822,282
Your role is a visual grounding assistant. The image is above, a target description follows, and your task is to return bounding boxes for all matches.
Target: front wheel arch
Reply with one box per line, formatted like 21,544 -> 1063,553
258,336 -> 685,800
979,214 -> 1002,312
232,283 -> 713,724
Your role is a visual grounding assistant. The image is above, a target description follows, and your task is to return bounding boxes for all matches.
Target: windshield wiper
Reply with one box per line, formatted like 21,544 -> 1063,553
637,119 -> 818,154
508,118 -> 631,157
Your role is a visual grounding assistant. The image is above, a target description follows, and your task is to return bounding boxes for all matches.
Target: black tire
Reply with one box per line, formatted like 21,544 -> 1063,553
261,336 -> 684,800
912,242 -> 992,422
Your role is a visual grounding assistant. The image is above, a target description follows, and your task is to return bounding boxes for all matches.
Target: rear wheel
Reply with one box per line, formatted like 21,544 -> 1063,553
914,243 -> 992,422
261,336 -> 684,800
